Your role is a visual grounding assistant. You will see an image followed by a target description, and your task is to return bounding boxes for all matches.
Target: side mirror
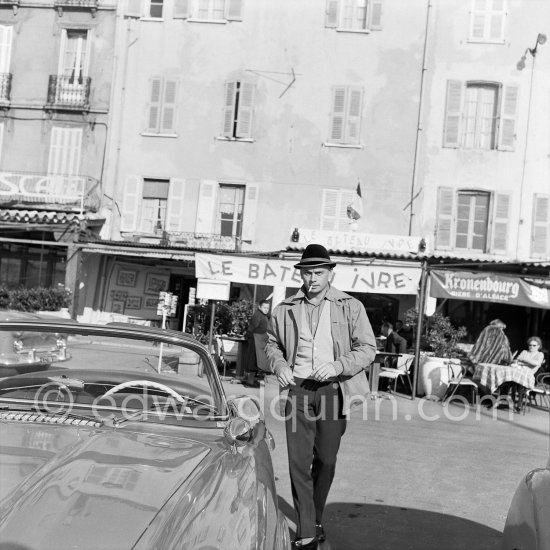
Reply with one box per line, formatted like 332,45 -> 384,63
224,417 -> 253,447
227,395 -> 263,425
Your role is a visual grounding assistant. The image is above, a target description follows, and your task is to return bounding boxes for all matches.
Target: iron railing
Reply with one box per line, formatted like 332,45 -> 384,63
0,171 -> 100,214
46,75 -> 91,110
0,73 -> 11,103
164,232 -> 238,251
53,0 -> 98,8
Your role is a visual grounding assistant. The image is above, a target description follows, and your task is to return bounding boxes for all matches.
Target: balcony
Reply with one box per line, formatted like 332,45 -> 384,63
0,171 -> 101,214
0,73 -> 11,105
46,75 -> 91,111
0,0 -> 19,15
54,0 -> 98,17
133,232 -> 238,251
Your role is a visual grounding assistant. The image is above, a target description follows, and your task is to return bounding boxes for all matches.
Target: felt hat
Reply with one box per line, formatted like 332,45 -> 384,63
294,244 -> 336,269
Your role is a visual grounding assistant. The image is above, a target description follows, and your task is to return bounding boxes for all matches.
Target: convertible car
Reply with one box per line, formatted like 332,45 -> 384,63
0,319 -> 290,550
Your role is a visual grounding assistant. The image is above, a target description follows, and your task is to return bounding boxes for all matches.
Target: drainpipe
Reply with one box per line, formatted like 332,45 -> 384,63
408,0 -> 432,236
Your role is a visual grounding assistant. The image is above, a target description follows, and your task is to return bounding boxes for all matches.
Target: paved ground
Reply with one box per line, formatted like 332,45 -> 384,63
222,375 -> 550,550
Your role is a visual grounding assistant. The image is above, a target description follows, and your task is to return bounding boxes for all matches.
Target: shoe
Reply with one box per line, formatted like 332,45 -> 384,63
315,523 -> 326,542
292,538 -> 318,549
242,380 -> 260,388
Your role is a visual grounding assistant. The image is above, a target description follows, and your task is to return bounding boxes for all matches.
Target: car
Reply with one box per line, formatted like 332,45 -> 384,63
0,310 -> 72,376
0,319 -> 290,550
502,444 -> 550,549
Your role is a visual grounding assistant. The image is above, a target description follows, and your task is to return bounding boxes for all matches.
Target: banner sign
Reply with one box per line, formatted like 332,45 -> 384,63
195,253 -> 421,295
430,270 -> 550,309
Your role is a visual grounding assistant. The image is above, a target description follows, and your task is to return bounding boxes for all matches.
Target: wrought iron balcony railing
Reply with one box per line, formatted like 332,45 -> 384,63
165,232 -> 239,251
46,75 -> 91,110
0,73 -> 11,103
0,171 -> 100,214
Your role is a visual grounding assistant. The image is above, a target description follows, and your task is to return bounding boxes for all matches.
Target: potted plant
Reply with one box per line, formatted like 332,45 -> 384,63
0,286 -> 72,317
405,308 -> 468,399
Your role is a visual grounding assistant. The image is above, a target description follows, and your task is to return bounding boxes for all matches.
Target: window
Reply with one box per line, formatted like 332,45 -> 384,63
59,29 -> 89,82
321,188 -> 355,231
120,177 -> 187,234
327,86 -> 364,146
0,24 -> 13,75
531,194 -> 550,258
146,78 -> 179,134
325,0 -> 383,32
175,0 -> 244,22
149,0 -> 163,17
48,127 -> 83,176
469,0 -> 506,43
221,80 -> 255,140
436,187 -> 510,254
443,80 -> 518,151
218,184 -> 244,237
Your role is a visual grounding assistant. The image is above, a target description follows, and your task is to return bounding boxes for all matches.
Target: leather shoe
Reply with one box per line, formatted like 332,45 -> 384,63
292,539 -> 318,549
242,380 -> 260,388
315,523 -> 326,542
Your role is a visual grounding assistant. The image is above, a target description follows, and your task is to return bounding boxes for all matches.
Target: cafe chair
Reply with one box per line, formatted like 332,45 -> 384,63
378,353 -> 415,395
525,372 -> 550,412
442,361 -> 479,406
215,336 -> 239,380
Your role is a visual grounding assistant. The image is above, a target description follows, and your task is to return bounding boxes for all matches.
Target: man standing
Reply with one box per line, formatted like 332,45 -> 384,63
266,244 -> 376,549
243,299 -> 271,388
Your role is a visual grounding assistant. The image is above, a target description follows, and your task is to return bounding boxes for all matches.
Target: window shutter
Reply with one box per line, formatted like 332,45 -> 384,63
195,180 -> 218,234
47,127 -> 82,176
0,25 -> 13,74
491,193 -> 510,253
125,0 -> 142,17
166,178 -> 186,232
497,84 -> 518,151
226,0 -> 244,21
321,189 -> 339,230
531,194 -> 550,257
241,183 -> 259,242
222,81 -> 237,137
368,0 -> 383,30
173,0 -> 189,18
236,82 -> 255,139
0,122 -> 4,166
325,0 -> 339,28
147,78 -> 162,132
489,11 -> 504,40
120,175 -> 143,232
346,88 -> 363,144
443,80 -> 463,148
436,187 -> 454,249
329,87 -> 347,143
161,79 -> 178,133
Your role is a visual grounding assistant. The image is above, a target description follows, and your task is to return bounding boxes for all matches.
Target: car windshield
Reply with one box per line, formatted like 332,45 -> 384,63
0,321 -> 227,425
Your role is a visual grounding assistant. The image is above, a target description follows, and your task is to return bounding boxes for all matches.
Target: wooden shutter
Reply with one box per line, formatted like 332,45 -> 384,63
125,0 -> 142,17
195,180 -> 218,233
497,84 -> 518,151
368,0 -> 383,30
166,178 -> 186,232
173,0 -> 189,18
531,194 -> 550,257
491,193 -> 510,253
0,25 -> 13,74
47,127 -> 82,176
147,78 -> 162,132
443,80 -> 463,148
0,122 -> 4,166
436,187 -> 454,249
120,175 -> 143,232
222,81 -> 237,137
346,88 -> 363,144
225,0 -> 244,21
236,82 -> 255,139
161,79 -> 178,133
241,183 -> 259,242
329,87 -> 347,143
325,0 -> 339,28
321,189 -> 339,230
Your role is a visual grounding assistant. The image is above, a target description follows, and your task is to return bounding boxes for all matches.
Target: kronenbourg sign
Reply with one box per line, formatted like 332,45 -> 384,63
430,270 -> 550,309
195,253 -> 421,295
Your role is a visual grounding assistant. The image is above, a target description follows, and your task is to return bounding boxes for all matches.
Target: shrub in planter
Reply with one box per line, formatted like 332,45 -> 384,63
0,286 -> 71,312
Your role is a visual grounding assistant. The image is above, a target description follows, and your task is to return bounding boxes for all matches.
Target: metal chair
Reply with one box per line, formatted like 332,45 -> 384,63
215,336 -> 239,381
442,361 -> 479,406
525,372 -> 550,412
378,353 -> 415,395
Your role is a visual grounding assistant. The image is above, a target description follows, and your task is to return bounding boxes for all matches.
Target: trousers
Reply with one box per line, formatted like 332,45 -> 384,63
285,378 -> 347,539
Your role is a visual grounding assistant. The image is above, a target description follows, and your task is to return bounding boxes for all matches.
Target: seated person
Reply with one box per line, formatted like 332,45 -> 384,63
395,319 -> 413,348
381,321 -> 408,355
515,336 -> 545,373
468,319 -> 513,367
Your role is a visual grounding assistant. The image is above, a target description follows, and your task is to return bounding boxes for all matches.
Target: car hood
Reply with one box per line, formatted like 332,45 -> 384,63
0,421 -> 212,549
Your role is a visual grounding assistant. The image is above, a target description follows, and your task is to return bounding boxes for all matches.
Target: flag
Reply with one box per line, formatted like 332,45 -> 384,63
346,182 -> 363,221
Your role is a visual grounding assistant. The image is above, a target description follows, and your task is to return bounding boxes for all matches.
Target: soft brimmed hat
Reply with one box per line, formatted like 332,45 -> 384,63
294,244 -> 336,269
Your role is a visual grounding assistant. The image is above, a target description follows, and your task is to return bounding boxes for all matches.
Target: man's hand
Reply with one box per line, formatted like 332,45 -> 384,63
276,366 -> 295,387
312,362 -> 339,382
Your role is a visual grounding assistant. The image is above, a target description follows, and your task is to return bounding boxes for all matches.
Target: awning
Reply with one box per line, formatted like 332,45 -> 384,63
430,269 -> 550,310
196,253 -> 421,294
80,243 -> 195,261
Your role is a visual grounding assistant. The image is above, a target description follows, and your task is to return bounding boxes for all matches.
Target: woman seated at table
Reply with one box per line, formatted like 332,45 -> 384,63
515,336 -> 545,373
468,318 -> 513,369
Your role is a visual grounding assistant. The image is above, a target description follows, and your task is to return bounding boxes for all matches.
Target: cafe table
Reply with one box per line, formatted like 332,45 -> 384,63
473,362 -> 536,395
369,352 -> 402,399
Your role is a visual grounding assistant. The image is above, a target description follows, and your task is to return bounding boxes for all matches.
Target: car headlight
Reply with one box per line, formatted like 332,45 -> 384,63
13,339 -> 23,352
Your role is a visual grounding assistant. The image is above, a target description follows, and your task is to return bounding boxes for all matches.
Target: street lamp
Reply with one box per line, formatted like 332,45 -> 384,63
516,33 -> 546,70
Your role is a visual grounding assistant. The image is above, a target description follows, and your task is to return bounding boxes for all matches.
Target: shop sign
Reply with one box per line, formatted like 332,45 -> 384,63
430,270 -> 550,309
195,253 -> 421,295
